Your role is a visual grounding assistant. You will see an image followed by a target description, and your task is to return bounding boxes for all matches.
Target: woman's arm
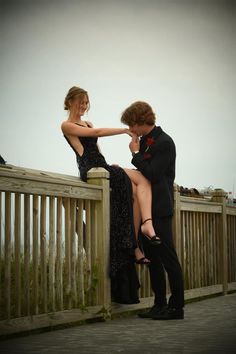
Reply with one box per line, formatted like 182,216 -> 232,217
61,121 -> 129,137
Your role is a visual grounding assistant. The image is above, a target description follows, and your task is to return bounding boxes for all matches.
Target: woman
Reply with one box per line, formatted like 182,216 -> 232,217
61,86 -> 160,303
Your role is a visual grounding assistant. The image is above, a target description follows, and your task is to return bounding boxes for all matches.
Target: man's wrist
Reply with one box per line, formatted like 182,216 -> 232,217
132,151 -> 139,157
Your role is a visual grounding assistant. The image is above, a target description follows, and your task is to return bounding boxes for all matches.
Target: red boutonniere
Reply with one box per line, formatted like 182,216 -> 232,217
144,137 -> 154,159
147,137 -> 155,146
145,137 -> 155,152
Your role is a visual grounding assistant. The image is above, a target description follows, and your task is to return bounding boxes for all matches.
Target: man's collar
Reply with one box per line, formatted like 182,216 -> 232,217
140,126 -> 162,141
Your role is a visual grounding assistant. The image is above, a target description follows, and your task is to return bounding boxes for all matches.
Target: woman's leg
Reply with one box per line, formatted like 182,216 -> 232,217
132,182 -> 141,237
124,168 -> 160,241
131,182 -> 150,262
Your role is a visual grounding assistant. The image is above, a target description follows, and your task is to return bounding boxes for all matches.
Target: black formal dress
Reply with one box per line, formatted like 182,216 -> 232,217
64,125 -> 140,304
132,126 -> 184,309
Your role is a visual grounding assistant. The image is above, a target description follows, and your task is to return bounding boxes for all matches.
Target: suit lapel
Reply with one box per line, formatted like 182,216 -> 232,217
140,126 -> 163,151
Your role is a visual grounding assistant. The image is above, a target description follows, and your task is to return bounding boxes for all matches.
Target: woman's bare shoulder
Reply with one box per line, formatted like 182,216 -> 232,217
61,120 -> 67,129
61,120 -> 77,134
61,120 -> 70,126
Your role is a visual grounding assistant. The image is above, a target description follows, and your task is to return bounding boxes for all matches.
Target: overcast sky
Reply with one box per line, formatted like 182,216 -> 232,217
1,0 -> 235,195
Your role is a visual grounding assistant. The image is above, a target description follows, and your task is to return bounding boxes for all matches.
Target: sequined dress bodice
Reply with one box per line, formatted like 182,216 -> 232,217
76,135 -> 108,181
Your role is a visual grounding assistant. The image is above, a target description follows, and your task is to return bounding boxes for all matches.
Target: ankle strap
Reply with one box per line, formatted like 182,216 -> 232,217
142,218 -> 152,225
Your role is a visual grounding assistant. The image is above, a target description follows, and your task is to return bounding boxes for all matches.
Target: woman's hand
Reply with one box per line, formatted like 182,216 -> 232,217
125,129 -> 134,137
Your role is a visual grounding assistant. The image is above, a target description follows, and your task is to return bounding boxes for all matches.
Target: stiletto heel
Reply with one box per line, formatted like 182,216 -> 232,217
135,257 -> 150,265
134,246 -> 150,265
141,218 -> 161,246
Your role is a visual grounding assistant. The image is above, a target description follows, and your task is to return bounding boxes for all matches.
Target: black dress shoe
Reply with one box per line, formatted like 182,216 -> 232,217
138,304 -> 167,319
152,307 -> 184,320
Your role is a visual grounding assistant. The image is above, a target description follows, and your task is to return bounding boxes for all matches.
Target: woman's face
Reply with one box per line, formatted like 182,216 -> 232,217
75,94 -> 89,116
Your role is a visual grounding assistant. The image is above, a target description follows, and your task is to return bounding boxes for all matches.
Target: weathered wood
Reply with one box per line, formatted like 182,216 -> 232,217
0,174 -> 101,200
173,185 -> 182,261
4,192 -> 11,319
70,198 -> 77,307
212,214 -> 217,285
211,190 -> 228,294
227,215 -> 236,283
216,214 -> 221,284
228,281 -> 236,292
0,192 -> 2,312
184,284 -> 223,300
0,305 -> 109,337
182,211 -> 187,287
0,165 -> 236,336
40,195 -> 47,313
202,213 -> 207,286
192,212 -> 197,288
233,217 -> 236,281
64,197 -> 72,309
189,212 -> 193,289
87,168 -> 111,307
197,213 -> 201,287
24,194 -> 30,316
76,199 -> 85,306
14,193 -> 21,317
198,212 -> 203,288
186,211 -> 191,289
84,200 -> 92,304
32,195 -> 39,315
206,213 -> 210,285
0,164 -> 93,187
49,196 -> 56,312
90,201 -> 99,305
56,197 -> 63,310
181,199 -> 222,213
226,206 -> 236,216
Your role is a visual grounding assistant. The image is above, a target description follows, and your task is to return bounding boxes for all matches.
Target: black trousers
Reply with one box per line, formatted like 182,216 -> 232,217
141,216 -> 184,309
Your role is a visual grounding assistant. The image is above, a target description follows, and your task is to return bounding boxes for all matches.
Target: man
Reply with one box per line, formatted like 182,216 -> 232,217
121,101 -> 184,320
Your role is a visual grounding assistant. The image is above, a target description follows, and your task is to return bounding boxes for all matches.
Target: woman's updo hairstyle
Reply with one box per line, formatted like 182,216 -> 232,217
64,86 -> 89,111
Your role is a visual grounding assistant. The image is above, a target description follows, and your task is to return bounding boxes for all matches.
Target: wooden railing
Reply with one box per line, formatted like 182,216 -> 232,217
0,164 -> 235,336
0,165 -> 111,335
173,188 -> 236,300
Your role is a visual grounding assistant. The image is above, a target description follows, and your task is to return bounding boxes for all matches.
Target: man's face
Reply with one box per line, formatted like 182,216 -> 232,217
129,124 -> 144,137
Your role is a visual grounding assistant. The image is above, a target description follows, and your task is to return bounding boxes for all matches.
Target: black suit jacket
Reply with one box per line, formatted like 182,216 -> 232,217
131,126 -> 176,218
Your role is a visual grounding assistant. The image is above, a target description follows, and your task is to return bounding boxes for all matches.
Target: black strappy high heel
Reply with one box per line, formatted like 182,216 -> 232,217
141,218 -> 161,246
135,257 -> 150,265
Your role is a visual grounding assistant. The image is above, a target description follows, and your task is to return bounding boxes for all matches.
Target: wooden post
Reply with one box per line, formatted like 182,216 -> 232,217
64,197 -> 72,309
15,193 -> 21,317
5,192 -> 11,320
0,192 -> 2,313
173,184 -> 182,263
49,196 -> 56,312
33,195 -> 39,315
87,168 -> 111,311
24,194 -> 30,316
40,195 -> 47,313
211,189 -> 228,294
56,197 -> 63,310
76,199 -> 85,306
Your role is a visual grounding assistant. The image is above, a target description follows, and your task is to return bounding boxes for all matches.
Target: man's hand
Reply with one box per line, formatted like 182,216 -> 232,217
129,134 -> 140,153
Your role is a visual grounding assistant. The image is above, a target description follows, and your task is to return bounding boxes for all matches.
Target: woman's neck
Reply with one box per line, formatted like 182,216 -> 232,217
68,113 -> 82,123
